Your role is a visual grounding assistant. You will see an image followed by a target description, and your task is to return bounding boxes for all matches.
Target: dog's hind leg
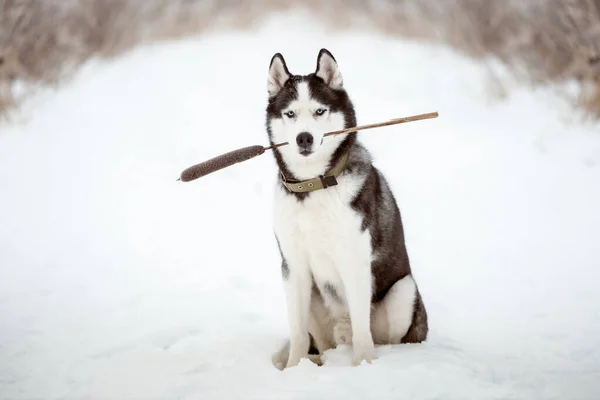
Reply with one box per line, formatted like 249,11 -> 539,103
371,274 -> 428,344
308,294 -> 336,356
400,286 -> 428,344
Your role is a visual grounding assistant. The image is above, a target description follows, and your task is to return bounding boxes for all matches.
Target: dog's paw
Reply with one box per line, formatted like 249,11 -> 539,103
272,341 -> 290,370
307,354 -> 324,366
286,349 -> 309,369
285,354 -> 320,369
284,335 -> 311,369
351,340 -> 377,366
333,320 -> 353,345
285,355 -> 302,369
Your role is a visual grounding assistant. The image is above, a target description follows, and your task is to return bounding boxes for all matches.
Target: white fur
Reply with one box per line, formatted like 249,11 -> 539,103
333,317 -> 352,345
273,169 -> 376,367
316,52 -> 343,89
268,56 -> 290,97
308,296 -> 335,352
269,82 -> 347,180
329,276 -> 417,346
371,275 -> 417,344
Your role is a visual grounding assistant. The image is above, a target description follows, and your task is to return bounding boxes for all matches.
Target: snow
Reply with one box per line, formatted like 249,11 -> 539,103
1,11 -> 600,400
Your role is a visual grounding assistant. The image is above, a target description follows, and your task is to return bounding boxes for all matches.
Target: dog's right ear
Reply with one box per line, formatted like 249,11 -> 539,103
268,53 -> 291,97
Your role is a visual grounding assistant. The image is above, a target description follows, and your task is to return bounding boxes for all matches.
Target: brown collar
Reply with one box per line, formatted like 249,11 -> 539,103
280,152 -> 350,193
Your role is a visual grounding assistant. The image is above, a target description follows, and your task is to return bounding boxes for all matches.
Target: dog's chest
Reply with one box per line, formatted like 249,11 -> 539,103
273,174 -> 371,284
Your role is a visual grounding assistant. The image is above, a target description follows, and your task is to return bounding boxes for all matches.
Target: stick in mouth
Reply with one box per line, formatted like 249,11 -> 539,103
177,111 -> 439,182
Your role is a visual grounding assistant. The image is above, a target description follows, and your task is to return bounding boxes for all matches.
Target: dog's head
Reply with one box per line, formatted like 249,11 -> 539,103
266,49 -> 356,179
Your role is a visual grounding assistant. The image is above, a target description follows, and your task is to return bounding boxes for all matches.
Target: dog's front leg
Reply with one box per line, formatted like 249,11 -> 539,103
283,266 -> 312,368
340,258 -> 376,366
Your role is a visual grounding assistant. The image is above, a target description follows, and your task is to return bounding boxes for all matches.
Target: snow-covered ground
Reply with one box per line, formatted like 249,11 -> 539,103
1,12 -> 600,400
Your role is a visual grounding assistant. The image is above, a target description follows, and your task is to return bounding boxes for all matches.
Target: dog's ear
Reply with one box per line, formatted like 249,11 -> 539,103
268,53 -> 291,97
315,49 -> 343,89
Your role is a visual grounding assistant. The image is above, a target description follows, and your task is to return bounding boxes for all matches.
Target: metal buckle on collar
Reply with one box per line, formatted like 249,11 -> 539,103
319,175 -> 338,188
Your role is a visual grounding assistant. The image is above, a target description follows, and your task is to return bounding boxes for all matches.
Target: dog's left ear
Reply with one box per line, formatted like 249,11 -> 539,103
315,49 -> 343,89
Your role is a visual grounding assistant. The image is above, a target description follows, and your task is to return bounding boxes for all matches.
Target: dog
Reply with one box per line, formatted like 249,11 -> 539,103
267,49 -> 428,369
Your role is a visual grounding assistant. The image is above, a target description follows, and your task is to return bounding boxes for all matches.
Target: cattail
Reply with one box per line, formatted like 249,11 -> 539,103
178,145 -> 265,182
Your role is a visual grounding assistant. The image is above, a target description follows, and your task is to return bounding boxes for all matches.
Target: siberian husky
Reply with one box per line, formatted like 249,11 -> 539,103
267,49 -> 428,369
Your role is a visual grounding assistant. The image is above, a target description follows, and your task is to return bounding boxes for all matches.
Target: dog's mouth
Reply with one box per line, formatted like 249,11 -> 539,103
299,148 -> 313,157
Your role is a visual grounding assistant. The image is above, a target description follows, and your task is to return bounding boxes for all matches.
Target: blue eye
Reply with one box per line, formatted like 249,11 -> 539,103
284,111 -> 296,118
315,108 -> 327,116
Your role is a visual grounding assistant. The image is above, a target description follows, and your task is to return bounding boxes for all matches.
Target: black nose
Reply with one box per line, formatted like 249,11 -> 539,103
296,132 -> 314,147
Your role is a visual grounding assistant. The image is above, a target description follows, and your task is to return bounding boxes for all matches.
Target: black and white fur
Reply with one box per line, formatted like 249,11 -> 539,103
267,49 -> 428,369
